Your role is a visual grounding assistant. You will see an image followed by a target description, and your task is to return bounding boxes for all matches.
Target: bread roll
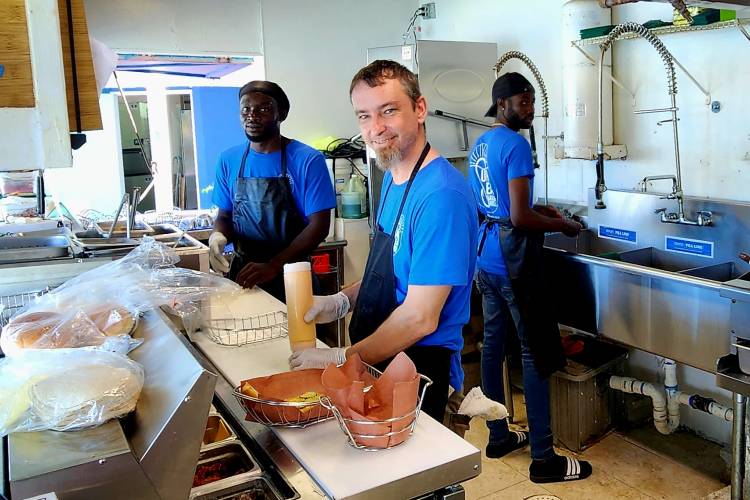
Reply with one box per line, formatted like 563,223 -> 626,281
2,311 -> 97,352
87,306 -> 136,337
2,311 -> 62,350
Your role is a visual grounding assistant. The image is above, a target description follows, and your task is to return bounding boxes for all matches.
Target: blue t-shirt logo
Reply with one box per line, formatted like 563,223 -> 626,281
470,143 -> 498,214
393,215 -> 405,255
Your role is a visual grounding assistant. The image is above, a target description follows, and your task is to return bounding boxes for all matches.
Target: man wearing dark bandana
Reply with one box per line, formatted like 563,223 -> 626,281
209,81 -> 335,300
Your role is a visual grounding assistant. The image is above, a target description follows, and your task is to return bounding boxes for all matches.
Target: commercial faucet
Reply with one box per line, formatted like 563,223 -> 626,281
642,175 -> 712,226
596,23 -> 708,226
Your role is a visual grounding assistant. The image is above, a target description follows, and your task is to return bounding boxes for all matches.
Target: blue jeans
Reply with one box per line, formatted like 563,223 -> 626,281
476,269 -> 554,460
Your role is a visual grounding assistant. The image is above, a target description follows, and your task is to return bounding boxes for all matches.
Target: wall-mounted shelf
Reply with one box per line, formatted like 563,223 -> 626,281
570,19 -> 750,106
573,18 -> 750,47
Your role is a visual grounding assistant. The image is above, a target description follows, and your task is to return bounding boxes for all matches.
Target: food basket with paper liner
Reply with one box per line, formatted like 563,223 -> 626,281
0,348 -> 144,436
320,352 -> 432,450
233,369 -> 333,427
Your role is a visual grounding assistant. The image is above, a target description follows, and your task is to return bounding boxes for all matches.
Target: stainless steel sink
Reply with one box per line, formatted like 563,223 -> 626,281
0,235 -> 73,264
543,232 -> 738,372
681,262 -> 746,282
544,230 -> 632,257
618,247 -> 702,272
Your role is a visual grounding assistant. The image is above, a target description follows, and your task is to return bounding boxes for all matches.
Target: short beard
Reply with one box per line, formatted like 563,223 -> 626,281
374,147 -> 402,172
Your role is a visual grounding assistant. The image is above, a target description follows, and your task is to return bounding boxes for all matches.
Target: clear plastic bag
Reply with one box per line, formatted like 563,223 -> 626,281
0,238 -> 241,354
0,348 -> 145,436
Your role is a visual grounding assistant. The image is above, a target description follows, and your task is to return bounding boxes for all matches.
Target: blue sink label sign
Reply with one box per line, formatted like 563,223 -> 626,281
665,236 -> 714,259
598,225 -> 637,244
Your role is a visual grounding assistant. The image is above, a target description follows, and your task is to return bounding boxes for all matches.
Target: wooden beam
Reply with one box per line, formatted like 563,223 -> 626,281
0,0 -> 35,107
58,0 -> 102,131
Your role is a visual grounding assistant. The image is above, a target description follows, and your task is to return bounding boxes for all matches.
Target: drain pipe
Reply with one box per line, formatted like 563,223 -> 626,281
610,375 -> 672,434
609,358 -> 733,435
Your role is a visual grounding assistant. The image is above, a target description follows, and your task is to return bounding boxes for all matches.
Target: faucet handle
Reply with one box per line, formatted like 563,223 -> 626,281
654,207 -> 667,214
696,210 -> 713,226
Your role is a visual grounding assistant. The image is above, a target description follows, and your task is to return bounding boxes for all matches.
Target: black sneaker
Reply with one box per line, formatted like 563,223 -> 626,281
529,454 -> 593,483
485,430 -> 529,458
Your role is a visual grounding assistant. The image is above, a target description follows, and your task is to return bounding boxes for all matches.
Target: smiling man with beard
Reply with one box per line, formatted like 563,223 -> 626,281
288,60 -> 478,423
209,81 -> 335,301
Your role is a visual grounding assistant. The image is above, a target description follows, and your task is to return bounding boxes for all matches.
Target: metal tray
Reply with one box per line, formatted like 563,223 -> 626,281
190,476 -> 281,500
94,220 -> 154,238
202,414 -> 236,448
0,235 -> 72,263
190,441 -> 262,497
75,237 -> 141,249
734,338 -> 750,375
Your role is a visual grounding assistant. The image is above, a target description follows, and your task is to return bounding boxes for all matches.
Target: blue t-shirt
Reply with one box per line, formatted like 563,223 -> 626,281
469,126 -> 534,276
377,157 -> 478,390
212,139 -> 336,220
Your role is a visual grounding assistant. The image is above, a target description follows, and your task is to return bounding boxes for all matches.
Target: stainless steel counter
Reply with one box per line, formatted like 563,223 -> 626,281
189,289 -> 481,499
545,189 -> 750,372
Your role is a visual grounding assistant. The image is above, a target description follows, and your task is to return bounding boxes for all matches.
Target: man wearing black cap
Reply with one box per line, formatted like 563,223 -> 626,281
209,80 -> 335,300
469,72 -> 589,483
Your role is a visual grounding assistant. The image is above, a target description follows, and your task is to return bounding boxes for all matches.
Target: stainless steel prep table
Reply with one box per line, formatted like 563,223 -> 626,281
190,288 -> 481,499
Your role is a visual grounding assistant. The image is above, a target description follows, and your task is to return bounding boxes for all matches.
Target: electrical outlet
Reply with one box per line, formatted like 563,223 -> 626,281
421,2 -> 436,19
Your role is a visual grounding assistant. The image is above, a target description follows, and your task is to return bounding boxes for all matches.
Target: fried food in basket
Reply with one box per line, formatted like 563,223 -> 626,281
239,381 -> 259,398
236,369 -> 330,425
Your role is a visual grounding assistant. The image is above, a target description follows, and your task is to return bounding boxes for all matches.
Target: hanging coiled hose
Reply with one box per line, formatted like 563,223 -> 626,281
493,51 -> 550,174
595,22 -> 678,208
493,50 -> 549,118
599,22 -> 677,96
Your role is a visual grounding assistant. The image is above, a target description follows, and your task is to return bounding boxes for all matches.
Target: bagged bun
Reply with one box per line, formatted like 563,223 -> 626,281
1,311 -> 102,354
87,306 -> 136,337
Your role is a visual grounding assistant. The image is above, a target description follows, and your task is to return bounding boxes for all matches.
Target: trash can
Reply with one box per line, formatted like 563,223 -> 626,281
551,335 -> 628,452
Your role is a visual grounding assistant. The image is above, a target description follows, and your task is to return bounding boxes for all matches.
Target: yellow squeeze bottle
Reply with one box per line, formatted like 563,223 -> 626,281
283,262 -> 317,352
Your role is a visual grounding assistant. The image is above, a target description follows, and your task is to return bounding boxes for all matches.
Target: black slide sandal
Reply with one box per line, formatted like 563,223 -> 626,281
530,455 -> 592,483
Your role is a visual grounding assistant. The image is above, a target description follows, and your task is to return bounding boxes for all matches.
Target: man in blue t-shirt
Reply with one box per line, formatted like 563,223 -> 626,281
209,81 -> 335,301
289,60 -> 478,422
470,72 -> 589,484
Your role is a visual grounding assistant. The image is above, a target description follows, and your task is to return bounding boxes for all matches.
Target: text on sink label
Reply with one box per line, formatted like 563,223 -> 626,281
598,225 -> 637,244
665,236 -> 714,259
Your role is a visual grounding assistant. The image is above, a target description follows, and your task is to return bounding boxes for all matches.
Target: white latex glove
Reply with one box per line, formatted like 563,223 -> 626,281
208,232 -> 230,273
303,292 -> 350,324
289,347 -> 347,371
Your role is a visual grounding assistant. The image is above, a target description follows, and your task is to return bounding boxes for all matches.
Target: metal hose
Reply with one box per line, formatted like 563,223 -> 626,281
599,22 -> 677,96
493,51 -> 549,118
493,51 -> 550,203
596,22 -> 680,209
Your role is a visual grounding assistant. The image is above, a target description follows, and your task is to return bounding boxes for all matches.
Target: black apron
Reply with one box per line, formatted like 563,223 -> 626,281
348,143 -> 431,343
347,142 -> 451,421
229,139 -> 307,302
478,217 -> 565,378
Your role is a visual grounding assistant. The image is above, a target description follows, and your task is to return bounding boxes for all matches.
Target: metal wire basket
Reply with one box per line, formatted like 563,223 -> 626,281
0,287 -> 55,328
232,389 -> 333,428
202,310 -> 288,346
320,363 -> 433,451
